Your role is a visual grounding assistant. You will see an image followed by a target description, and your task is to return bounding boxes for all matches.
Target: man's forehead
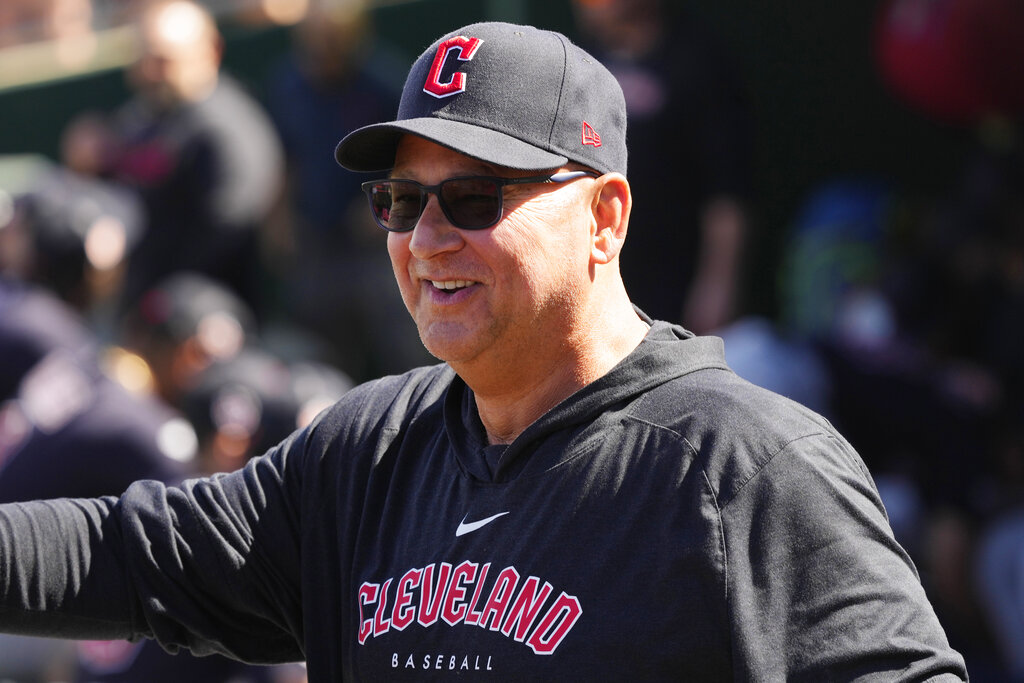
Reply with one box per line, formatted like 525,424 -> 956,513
140,2 -> 215,53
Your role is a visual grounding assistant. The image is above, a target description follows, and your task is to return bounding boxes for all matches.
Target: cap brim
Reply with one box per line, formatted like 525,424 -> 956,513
335,117 -> 569,173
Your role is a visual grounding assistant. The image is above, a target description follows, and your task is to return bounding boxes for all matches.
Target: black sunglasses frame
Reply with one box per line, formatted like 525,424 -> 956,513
360,170 -> 599,232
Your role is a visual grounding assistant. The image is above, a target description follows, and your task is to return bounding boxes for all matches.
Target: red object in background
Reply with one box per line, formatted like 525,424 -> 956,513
875,0 -> 1024,124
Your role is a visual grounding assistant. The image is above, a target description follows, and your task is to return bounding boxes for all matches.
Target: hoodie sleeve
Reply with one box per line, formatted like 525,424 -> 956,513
0,427 -> 309,665
719,431 -> 968,682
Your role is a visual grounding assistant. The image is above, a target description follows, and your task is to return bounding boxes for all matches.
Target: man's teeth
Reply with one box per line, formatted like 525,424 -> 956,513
431,280 -> 472,290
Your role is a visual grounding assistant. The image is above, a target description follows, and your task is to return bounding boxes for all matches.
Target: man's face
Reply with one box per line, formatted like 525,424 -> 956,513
386,136 -> 596,370
129,2 -> 219,108
0,207 -> 33,279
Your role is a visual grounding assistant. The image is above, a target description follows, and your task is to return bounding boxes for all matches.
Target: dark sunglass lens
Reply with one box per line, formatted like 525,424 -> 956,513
371,181 -> 423,231
441,178 -> 502,229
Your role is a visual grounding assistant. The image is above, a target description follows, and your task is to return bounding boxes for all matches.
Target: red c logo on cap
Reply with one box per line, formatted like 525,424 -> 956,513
423,36 -> 484,99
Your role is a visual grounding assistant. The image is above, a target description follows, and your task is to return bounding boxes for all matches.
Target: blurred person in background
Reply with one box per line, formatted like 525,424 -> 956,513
0,0 -> 28,48
264,0 -> 431,382
570,0 -> 755,334
0,156 -> 144,341
62,0 -> 284,320
0,0 -> 93,50
180,347 -> 351,477
118,271 -> 258,408
0,276 -> 195,501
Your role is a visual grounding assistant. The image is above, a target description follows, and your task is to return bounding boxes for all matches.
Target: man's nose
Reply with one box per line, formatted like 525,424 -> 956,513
407,195 -> 464,258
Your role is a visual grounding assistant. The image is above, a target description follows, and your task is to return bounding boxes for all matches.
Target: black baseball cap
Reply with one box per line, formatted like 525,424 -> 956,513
335,22 -> 627,176
133,272 -> 256,347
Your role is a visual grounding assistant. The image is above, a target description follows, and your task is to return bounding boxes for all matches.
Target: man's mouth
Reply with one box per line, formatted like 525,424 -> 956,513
430,279 -> 474,292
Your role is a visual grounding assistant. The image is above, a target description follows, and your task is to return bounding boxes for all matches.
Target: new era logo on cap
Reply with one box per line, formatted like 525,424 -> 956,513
335,22 -> 627,176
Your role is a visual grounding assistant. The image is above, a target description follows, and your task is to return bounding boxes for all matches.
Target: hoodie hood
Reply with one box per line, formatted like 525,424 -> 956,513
444,319 -> 732,482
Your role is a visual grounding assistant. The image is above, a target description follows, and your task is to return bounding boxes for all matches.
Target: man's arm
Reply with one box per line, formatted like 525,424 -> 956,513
0,433 -> 307,664
721,432 -> 968,681
0,496 -> 135,639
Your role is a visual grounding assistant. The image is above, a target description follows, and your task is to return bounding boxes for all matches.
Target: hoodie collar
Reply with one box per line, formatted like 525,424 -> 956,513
443,318 -> 731,482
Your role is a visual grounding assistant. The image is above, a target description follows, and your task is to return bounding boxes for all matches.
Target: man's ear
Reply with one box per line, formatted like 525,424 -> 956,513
590,173 -> 631,265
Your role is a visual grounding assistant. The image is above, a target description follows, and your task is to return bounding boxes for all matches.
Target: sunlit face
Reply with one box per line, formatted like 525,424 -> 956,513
386,136 -> 597,369
129,2 -> 220,107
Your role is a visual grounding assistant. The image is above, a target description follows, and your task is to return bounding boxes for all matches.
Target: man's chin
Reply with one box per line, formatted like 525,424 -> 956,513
139,87 -> 183,111
419,324 -> 485,367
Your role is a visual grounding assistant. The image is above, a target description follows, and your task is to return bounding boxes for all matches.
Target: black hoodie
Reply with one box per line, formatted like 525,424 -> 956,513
0,321 -> 967,681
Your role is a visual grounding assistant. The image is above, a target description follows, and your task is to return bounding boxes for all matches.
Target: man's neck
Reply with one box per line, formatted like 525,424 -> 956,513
458,305 -> 650,445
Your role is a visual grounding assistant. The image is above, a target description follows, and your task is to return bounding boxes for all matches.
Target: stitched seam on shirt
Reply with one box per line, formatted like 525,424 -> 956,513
625,414 -> 684,437
621,416 -> 733,644
717,431 -> 834,511
703,468 -> 727,604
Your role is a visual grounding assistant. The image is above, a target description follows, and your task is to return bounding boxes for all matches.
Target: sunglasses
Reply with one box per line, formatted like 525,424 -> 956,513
360,170 -> 599,232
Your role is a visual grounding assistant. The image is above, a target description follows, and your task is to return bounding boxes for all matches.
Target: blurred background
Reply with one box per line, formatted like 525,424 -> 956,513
0,0 -> 1022,680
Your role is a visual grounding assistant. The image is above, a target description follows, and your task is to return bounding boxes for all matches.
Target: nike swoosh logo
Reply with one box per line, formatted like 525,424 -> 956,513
455,511 -> 510,537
